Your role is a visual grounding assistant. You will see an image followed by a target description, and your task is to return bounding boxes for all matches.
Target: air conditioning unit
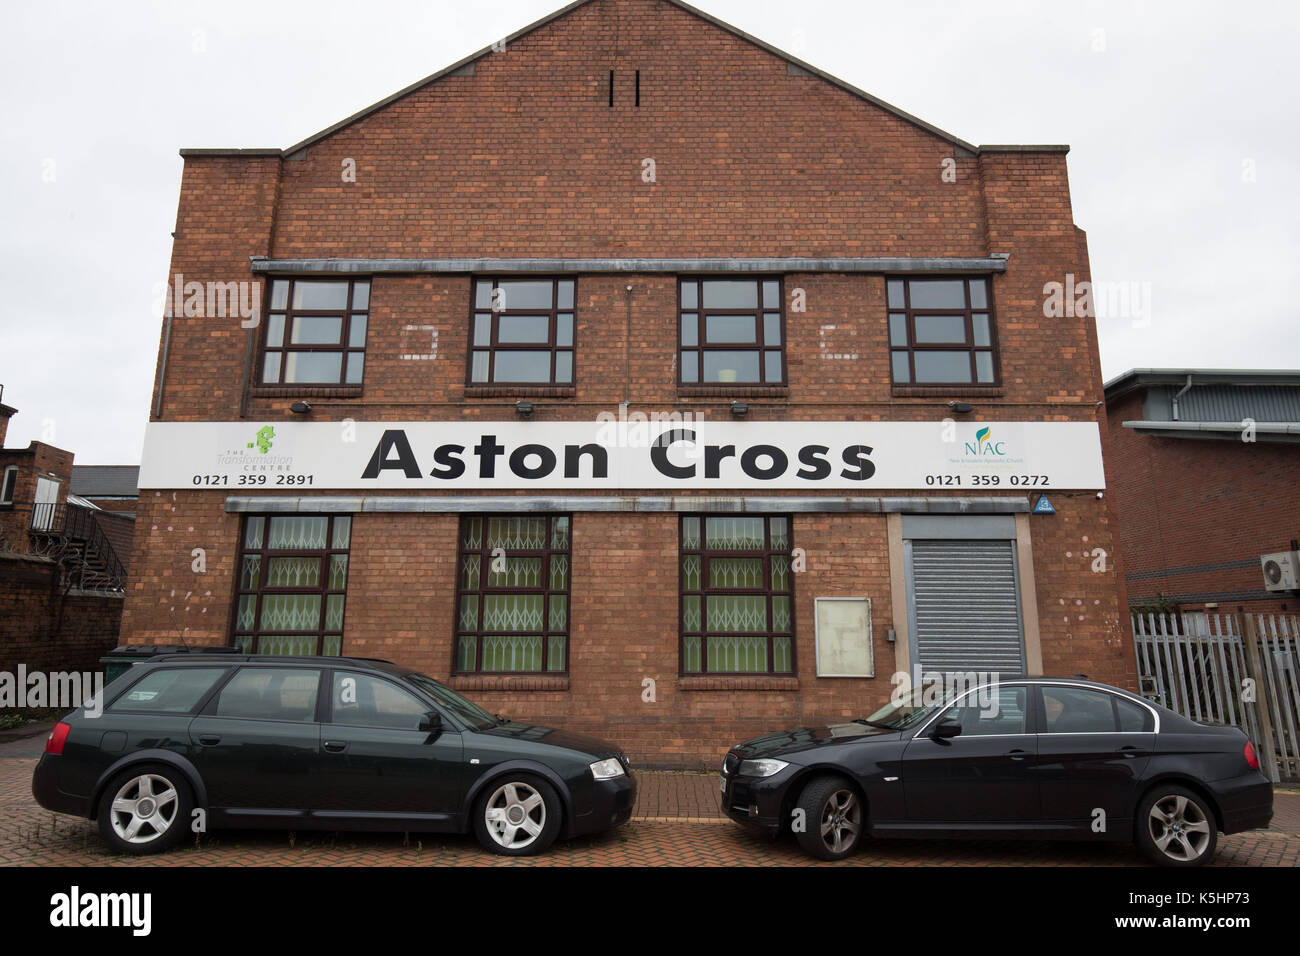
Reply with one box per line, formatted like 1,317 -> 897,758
1261,551 -> 1300,591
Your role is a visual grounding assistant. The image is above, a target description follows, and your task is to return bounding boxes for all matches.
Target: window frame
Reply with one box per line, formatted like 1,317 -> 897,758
0,465 -> 17,506
466,277 -> 577,387
258,277 -> 371,386
452,514 -> 573,675
230,514 -> 353,657
886,275 -> 1001,386
678,513 -> 796,676
677,276 -> 787,387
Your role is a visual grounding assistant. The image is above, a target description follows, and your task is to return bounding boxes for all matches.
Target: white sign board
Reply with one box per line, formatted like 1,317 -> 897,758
815,598 -> 873,677
138,419 -> 1106,491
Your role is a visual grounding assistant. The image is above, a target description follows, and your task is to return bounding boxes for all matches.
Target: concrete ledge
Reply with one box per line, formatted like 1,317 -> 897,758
248,256 -> 1011,276
225,495 -> 1031,514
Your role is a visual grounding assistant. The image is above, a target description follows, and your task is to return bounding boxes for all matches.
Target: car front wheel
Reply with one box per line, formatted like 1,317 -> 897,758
473,774 -> 562,856
1136,785 -> 1218,867
97,765 -> 193,855
793,775 -> 864,861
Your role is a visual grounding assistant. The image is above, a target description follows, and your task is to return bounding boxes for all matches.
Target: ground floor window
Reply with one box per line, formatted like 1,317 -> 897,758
233,514 -> 352,655
680,514 -> 794,674
454,515 -> 571,673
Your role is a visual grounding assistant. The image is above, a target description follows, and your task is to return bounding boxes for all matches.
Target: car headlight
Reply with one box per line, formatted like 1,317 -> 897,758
590,757 -> 626,780
739,758 -> 789,777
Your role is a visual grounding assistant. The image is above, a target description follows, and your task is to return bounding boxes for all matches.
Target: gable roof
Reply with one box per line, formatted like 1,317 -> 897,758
181,0 -> 1067,159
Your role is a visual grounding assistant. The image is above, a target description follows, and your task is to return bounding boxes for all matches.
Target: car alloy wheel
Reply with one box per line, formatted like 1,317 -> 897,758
1147,793 -> 1212,863
793,774 -> 865,860
819,788 -> 862,856
109,772 -> 181,845
483,781 -> 548,851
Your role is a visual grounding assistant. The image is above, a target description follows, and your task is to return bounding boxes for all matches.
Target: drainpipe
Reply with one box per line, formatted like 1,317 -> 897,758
1171,373 -> 1194,422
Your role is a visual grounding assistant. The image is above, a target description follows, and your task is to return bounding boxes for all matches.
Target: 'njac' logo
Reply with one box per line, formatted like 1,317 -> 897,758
964,426 -> 1006,457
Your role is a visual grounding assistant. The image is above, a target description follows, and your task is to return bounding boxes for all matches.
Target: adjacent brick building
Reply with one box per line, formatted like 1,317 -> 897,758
0,398 -> 131,676
125,0 -> 1133,766
1104,368 -> 1300,618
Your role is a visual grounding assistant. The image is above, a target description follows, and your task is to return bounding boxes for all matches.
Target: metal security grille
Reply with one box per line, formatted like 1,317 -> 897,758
907,539 -> 1025,674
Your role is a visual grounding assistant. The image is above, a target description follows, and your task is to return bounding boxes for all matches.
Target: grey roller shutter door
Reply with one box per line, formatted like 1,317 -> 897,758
907,539 -> 1025,673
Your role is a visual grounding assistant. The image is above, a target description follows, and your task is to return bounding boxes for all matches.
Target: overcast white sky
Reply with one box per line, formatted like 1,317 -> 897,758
2,0 -> 1297,464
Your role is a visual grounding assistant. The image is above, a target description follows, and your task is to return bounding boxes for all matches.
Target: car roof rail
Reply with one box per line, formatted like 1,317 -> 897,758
142,653 -> 397,666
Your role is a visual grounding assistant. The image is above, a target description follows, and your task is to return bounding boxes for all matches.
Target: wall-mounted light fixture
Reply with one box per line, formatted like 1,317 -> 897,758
289,401 -> 312,414
947,401 -> 974,414
515,401 -> 534,417
730,401 -> 749,417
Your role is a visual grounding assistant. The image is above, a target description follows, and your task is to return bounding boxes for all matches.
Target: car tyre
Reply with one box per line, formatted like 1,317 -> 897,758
793,775 -> 864,861
96,764 -> 193,856
1135,784 -> 1218,867
473,773 -> 562,856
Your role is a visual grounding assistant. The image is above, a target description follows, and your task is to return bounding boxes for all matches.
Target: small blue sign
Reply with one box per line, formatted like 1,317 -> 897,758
1032,495 -> 1056,515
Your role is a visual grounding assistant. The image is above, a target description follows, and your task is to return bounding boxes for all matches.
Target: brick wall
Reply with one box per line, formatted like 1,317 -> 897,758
1106,390 -> 1300,615
0,553 -> 124,677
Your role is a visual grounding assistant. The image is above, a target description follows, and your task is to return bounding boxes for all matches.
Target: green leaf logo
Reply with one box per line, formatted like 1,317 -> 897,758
246,425 -> 276,454
975,426 -> 991,448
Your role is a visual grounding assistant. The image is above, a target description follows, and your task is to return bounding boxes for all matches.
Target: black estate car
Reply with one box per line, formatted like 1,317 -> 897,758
33,655 -> 635,856
720,677 -> 1272,866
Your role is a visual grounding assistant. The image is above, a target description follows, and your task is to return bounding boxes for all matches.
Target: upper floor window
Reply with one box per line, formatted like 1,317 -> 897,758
469,279 -> 575,385
887,277 -> 998,385
0,466 -> 16,506
679,278 -> 785,385
260,278 -> 370,386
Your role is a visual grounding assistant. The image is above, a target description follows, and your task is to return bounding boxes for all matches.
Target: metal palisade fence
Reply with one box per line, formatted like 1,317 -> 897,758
1132,612 -> 1300,783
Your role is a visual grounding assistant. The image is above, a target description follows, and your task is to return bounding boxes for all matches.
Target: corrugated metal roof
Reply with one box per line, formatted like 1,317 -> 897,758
70,465 -> 140,497
1145,385 -> 1300,423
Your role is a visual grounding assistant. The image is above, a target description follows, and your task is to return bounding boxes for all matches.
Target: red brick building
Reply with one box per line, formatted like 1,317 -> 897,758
125,0 -> 1132,765
1104,368 -> 1300,619
0,397 -> 132,676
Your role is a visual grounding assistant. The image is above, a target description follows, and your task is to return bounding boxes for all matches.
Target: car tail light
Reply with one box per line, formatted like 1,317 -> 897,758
45,722 -> 71,756
1244,740 -> 1260,769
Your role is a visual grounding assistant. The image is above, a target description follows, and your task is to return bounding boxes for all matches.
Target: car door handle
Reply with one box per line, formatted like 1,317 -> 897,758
1005,749 -> 1030,761
323,741 -> 347,753
198,735 -> 221,746
1118,745 -> 1146,758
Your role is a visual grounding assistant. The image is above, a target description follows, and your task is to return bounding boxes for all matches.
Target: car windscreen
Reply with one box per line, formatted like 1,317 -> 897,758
862,687 -> 951,731
404,673 -> 498,730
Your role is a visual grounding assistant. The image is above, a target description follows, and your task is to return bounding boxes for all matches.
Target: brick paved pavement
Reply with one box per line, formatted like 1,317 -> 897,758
3,741 -> 1296,866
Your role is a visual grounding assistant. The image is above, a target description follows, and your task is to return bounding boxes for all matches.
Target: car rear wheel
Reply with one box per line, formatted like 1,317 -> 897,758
473,774 -> 562,856
793,775 -> 863,861
97,765 -> 192,856
1136,785 -> 1218,867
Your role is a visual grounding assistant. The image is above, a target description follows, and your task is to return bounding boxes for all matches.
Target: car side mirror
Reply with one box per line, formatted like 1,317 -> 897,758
418,712 -> 441,734
931,718 -> 962,740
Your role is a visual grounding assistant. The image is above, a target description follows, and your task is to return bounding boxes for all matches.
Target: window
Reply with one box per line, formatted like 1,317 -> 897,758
260,278 -> 370,385
1041,685 -> 1154,733
680,515 -> 794,674
679,278 -> 784,385
454,516 -> 571,673
887,277 -> 998,385
0,466 -> 16,506
109,668 -> 228,714
214,667 -> 320,722
938,685 -> 1028,736
232,515 -> 352,656
469,278 -> 575,385
330,672 -> 428,730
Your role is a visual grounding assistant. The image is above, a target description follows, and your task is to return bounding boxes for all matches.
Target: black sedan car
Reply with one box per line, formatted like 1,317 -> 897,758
719,677 -> 1272,866
33,654 -> 635,856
